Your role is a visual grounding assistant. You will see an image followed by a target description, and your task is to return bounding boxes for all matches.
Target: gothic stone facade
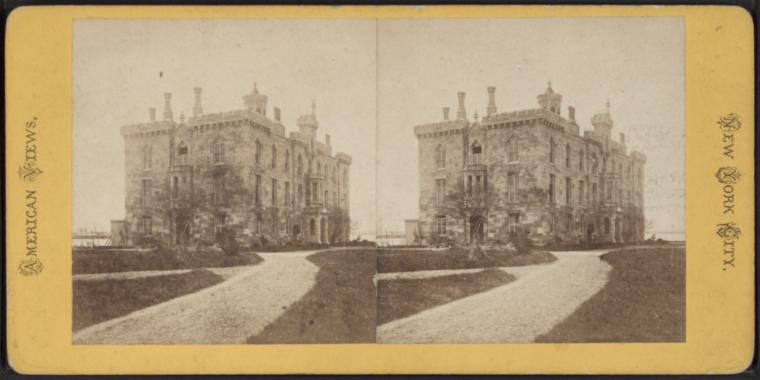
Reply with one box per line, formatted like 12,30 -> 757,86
121,84 -> 351,247
414,84 -> 646,245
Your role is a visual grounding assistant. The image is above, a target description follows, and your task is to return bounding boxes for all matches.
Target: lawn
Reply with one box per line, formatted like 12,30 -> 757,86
247,249 -> 377,343
536,246 -> 685,342
73,269 -> 224,331
378,248 -> 556,273
377,268 -> 516,325
73,248 -> 264,274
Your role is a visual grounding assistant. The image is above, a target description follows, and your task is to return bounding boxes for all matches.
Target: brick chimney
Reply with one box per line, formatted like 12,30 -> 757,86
443,107 -> 450,121
487,86 -> 497,116
456,92 -> 467,120
193,87 -> 203,117
163,93 -> 173,121
568,106 -> 576,121
149,107 -> 156,122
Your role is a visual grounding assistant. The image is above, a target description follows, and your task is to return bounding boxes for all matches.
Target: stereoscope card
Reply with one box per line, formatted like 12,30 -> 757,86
5,5 -> 755,375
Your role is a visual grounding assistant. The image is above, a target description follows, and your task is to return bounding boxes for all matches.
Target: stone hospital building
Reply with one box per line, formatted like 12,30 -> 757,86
116,84 -> 351,247
411,83 -> 646,245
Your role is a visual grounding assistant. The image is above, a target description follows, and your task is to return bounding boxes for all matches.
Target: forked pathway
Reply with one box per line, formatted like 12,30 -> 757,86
73,251 -> 320,344
377,250 -> 612,343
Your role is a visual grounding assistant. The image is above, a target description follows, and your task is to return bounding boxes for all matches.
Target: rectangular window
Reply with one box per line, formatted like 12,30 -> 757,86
579,150 -> 585,170
565,177 -> 572,205
172,176 -> 179,199
507,173 -> 518,203
213,177 -> 224,203
141,179 -> 152,205
549,174 -> 555,204
566,145 -> 571,168
324,190 -> 329,207
312,183 -> 318,202
285,182 -> 290,207
435,179 -> 446,205
436,216 -> 447,234
272,214 -> 278,235
256,213 -> 262,234
508,213 -> 520,232
298,184 -> 303,207
272,179 -> 278,206
579,180 -> 585,205
255,175 -> 261,206
214,214 -> 226,234
139,217 -> 152,235
592,183 -> 598,205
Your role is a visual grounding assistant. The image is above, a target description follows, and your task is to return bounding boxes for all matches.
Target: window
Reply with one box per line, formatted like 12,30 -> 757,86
172,176 -> 179,199
318,161 -> 322,175
435,216 -> 447,235
508,213 -> 520,232
565,144 -> 571,168
297,184 -> 303,207
139,217 -> 152,235
177,142 -> 188,165
272,214 -> 278,235
592,183 -> 598,204
324,190 -> 329,207
297,154 -> 303,175
310,219 -> 316,236
285,182 -> 290,207
579,180 -> 585,205
255,175 -> 261,206
143,145 -> 152,170
285,216 -> 291,236
214,214 -> 226,234
507,173 -> 518,202
566,213 -> 572,232
565,177 -> 572,205
507,138 -> 518,162
271,179 -> 278,206
271,145 -> 277,169
255,139 -> 261,164
435,145 -> 446,169
255,213 -> 262,234
435,179 -> 446,205
213,139 -> 224,164
549,138 -> 555,163
591,153 -> 598,173
312,182 -> 318,202
471,142 -> 482,165
285,150 -> 290,172
141,179 -> 152,205
213,177 -> 224,203
579,149 -> 585,171
549,174 -> 555,203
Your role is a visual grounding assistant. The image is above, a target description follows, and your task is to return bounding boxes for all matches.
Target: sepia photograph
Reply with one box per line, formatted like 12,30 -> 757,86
71,17 -> 685,345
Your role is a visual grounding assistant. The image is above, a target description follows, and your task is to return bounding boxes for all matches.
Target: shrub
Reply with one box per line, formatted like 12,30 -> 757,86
508,226 -> 534,254
215,228 -> 239,256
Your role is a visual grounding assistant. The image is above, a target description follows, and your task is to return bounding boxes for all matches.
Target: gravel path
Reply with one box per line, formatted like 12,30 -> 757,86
73,251 -> 320,344
375,263 -> 547,282
73,265 -> 257,282
377,250 -> 612,343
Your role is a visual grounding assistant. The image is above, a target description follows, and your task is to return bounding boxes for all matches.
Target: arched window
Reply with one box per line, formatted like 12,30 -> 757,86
271,145 -> 277,169
176,142 -> 188,165
285,150 -> 290,172
143,145 -> 152,169
435,145 -> 446,169
297,154 -> 303,175
213,139 -> 224,164
549,138 -> 555,163
254,139 -> 261,164
506,138 -> 518,162
471,141 -> 482,165
565,144 -> 571,168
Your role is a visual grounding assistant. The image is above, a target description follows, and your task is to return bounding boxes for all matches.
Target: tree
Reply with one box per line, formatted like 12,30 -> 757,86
439,175 -> 498,248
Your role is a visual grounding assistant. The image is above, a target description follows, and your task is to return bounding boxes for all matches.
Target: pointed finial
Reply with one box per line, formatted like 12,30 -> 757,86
311,99 -> 316,116
606,99 -> 610,112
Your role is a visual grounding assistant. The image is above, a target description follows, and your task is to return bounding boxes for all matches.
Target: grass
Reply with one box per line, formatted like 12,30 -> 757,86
377,268 -> 516,325
73,248 -> 264,274
536,246 -> 685,342
73,269 -> 224,331
378,248 -> 556,273
247,249 -> 377,343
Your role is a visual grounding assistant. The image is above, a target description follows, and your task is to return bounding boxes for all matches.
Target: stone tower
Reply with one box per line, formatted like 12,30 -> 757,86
591,100 -> 614,140
297,99 -> 319,139
537,82 -> 562,115
242,83 -> 268,115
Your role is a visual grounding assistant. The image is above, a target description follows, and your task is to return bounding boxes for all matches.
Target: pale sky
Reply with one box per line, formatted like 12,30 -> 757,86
74,17 -> 684,238
377,17 -> 685,236
73,19 -> 377,234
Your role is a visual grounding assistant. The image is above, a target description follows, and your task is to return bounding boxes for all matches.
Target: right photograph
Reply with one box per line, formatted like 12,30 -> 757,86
375,17 -> 685,343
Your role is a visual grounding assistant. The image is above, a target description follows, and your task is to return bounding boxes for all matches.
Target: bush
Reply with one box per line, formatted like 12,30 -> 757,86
215,228 -> 239,256
508,226 -> 534,254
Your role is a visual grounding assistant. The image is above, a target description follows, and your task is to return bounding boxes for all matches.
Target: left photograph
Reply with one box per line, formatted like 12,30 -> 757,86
72,19 -> 378,344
